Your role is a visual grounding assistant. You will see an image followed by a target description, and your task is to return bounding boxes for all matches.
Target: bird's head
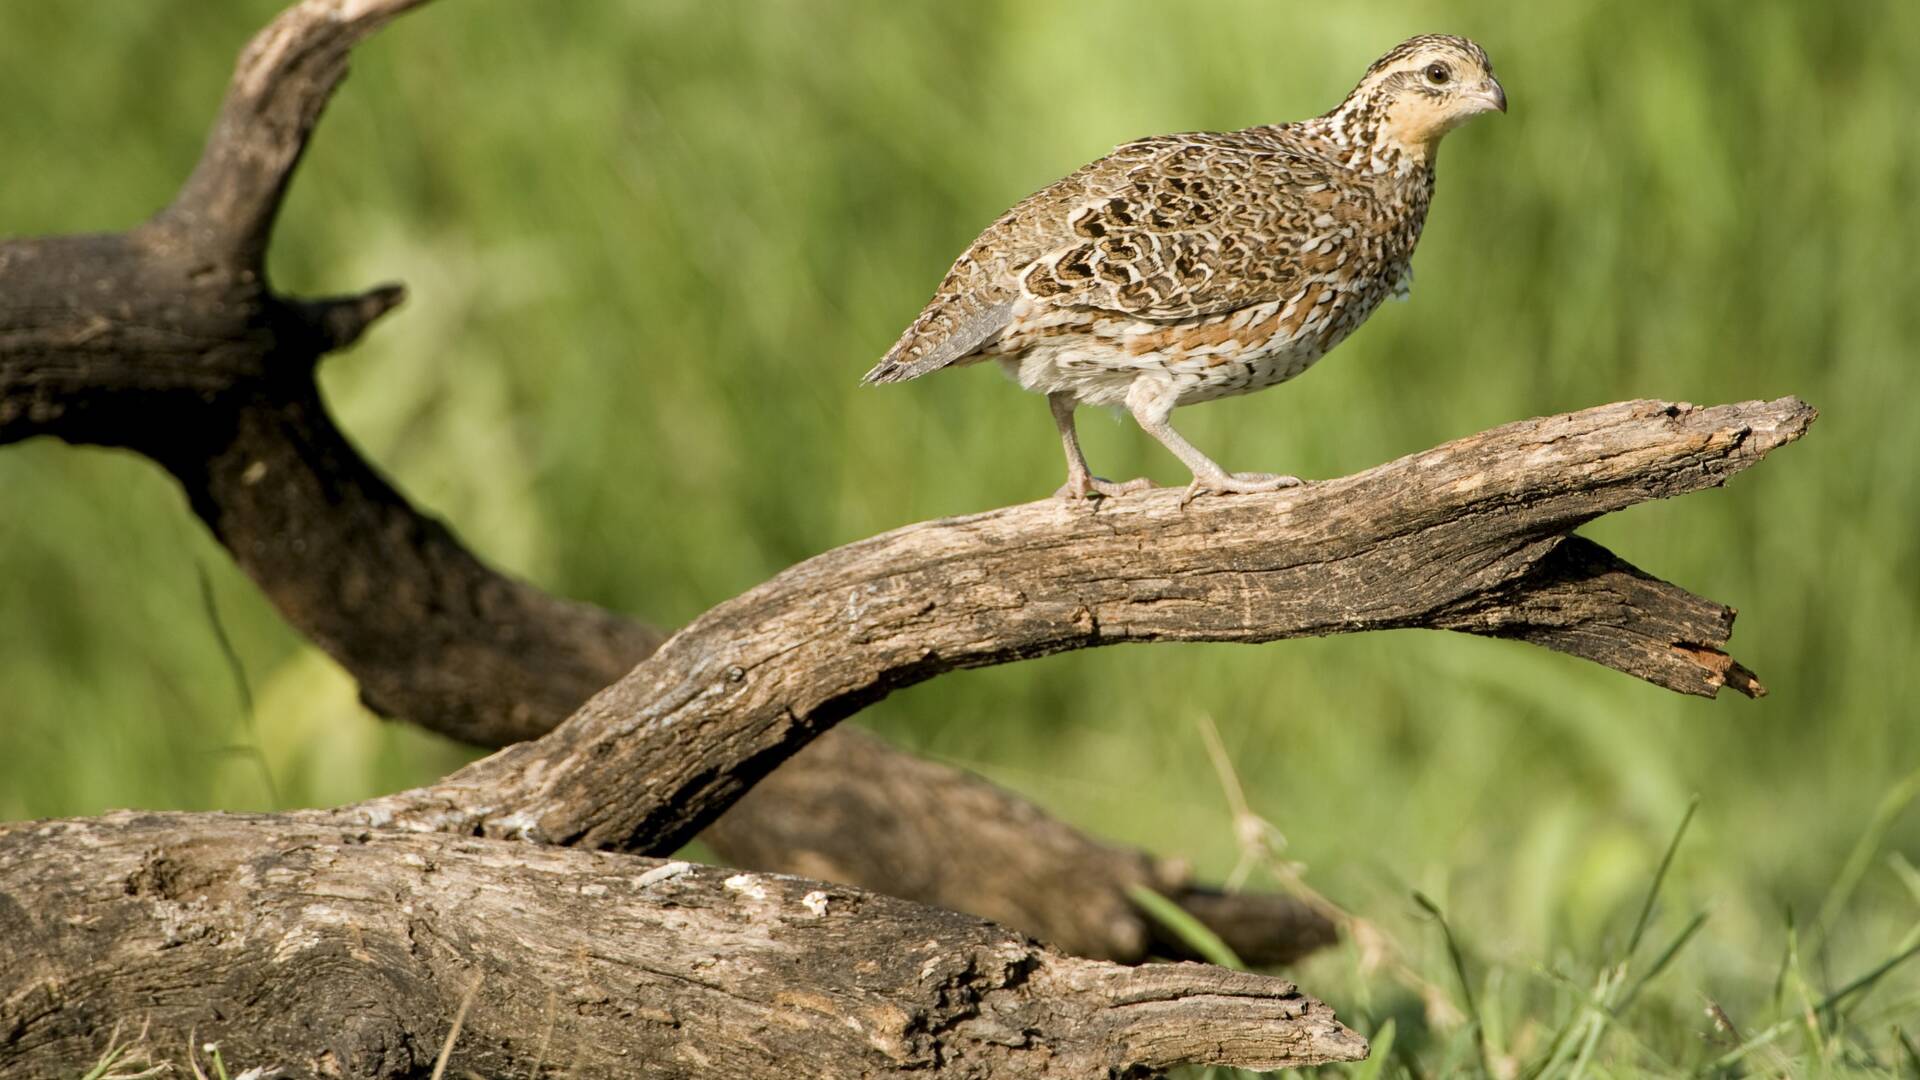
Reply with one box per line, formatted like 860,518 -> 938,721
1322,35 -> 1504,169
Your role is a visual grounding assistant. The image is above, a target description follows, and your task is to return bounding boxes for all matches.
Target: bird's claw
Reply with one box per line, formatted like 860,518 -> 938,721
1055,474 -> 1155,501
1179,472 -> 1303,507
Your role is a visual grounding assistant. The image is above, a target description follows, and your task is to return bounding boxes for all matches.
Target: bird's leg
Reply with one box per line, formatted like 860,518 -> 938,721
1124,378 -> 1301,504
1049,392 -> 1152,500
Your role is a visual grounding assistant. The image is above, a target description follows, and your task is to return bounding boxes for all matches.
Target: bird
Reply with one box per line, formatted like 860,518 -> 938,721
863,34 -> 1505,500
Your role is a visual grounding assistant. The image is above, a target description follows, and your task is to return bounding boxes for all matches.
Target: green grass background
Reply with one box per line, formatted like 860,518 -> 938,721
4,1 -> 1917,1074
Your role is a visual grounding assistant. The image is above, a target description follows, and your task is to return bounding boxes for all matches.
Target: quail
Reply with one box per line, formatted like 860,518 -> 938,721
864,35 -> 1506,500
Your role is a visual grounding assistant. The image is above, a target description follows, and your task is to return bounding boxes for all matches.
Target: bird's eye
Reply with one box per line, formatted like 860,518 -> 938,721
1425,63 -> 1451,85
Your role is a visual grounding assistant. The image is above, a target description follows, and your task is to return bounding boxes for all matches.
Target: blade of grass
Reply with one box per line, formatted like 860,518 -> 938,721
1195,712 -> 1289,893
1771,906 -> 1796,1013
1614,910 -> 1710,1014
1700,939 -> 1920,1074
1126,883 -> 1246,969
1835,920 -> 1920,1029
1350,1018 -> 1397,1080
1565,967 -> 1626,1080
1813,770 -> 1920,951
80,1026 -> 130,1080
1413,891 -> 1490,1078
1627,795 -> 1699,960
1789,915 -> 1829,1061
1520,1005 -> 1584,1080
1889,852 -> 1920,908
1816,939 -> 1920,1019
192,558 -> 279,808
1562,1012 -> 1607,1080
1431,1013 -> 1482,1079
431,973 -> 485,1080
1520,966 -> 1611,1080
1895,1026 -> 1920,1076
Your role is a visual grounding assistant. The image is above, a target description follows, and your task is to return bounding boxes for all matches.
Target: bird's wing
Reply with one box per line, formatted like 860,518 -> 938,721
1018,134 -> 1363,322
863,131 -> 1364,384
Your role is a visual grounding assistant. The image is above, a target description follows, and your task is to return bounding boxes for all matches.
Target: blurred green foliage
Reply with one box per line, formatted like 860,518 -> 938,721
4,0 -> 1917,1072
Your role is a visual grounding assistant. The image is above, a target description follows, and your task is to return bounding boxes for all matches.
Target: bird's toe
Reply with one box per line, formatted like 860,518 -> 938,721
1226,472 -> 1303,490
1055,475 -> 1155,501
1179,472 -> 1305,505
1092,476 -> 1156,497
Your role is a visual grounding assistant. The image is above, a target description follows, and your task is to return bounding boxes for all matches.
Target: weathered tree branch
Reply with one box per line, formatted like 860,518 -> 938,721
0,812 -> 1363,1078
351,396 -> 1809,857
0,0 -> 1331,968
162,0 -> 432,264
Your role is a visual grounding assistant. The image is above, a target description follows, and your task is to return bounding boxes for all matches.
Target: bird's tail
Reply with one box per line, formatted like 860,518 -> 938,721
859,352 -> 921,385
861,299 -> 1014,386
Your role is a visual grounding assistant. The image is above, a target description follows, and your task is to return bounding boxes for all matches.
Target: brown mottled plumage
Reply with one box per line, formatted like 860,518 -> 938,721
864,34 -> 1506,499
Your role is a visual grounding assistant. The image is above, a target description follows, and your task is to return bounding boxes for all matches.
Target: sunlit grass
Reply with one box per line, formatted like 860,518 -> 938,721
1150,778 -> 1920,1077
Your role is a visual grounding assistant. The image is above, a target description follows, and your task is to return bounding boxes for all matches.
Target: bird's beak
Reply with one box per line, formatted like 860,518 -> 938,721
1474,77 -> 1508,115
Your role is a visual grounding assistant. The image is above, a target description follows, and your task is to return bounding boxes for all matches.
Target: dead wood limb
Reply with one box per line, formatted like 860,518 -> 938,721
0,0 -> 1331,970
162,0 -> 433,264
353,396 -> 1810,857
0,812 -> 1364,1078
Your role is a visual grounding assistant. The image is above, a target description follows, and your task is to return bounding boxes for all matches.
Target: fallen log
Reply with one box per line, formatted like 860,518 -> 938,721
0,812 -> 1363,1077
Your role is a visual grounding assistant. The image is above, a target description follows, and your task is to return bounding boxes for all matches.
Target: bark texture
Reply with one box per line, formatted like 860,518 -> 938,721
0,813 -> 1363,1078
349,396 -> 1808,857
0,0 -> 1331,967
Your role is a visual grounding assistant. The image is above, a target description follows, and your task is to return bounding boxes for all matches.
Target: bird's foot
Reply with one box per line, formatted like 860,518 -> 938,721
1055,474 -> 1155,501
1179,471 -> 1303,506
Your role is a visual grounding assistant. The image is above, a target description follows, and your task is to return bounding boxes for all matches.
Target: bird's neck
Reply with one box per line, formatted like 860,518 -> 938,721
1294,91 -> 1436,183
